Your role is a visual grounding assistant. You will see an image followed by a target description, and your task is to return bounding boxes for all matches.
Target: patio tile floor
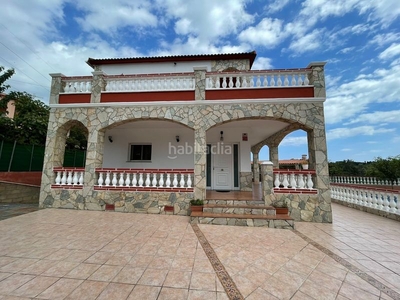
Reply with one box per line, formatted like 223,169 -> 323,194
0,203 -> 399,299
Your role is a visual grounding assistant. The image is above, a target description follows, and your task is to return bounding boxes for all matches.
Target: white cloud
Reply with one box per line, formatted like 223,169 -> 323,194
74,0 -> 158,34
288,28 -> 324,54
157,0 -> 254,42
238,18 -> 286,48
346,110 -> 400,124
252,57 -> 273,70
379,43 -> 400,60
280,136 -> 307,146
265,0 -> 291,14
341,148 -> 352,151
327,126 -> 395,140
325,64 -> 400,124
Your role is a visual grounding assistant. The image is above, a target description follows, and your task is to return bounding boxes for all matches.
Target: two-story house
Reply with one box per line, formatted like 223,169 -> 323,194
40,51 -> 332,226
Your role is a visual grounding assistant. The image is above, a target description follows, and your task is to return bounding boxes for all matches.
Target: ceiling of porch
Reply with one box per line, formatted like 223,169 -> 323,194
111,119 -> 291,145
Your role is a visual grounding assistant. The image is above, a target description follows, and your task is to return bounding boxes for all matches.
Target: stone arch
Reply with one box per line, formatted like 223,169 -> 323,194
54,120 -> 89,167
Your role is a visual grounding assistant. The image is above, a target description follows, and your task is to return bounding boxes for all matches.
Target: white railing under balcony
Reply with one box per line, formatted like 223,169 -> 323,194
273,170 -> 317,192
94,168 -> 194,190
331,184 -> 399,215
52,167 -> 85,188
62,77 -> 92,93
330,176 -> 400,186
206,69 -> 311,90
104,73 -> 195,92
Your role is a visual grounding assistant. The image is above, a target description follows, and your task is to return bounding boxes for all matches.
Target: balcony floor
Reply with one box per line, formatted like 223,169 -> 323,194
0,203 -> 399,299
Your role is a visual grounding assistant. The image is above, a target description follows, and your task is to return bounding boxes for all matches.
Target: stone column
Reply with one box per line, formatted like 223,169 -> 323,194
193,67 -> 207,100
252,152 -> 260,183
307,62 -> 327,98
269,145 -> 279,168
91,71 -> 106,103
49,73 -> 65,104
260,161 -> 273,205
39,117 -> 68,207
194,127 -> 207,200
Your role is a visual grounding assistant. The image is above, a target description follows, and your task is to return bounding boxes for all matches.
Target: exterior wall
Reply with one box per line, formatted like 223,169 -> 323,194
42,189 -> 193,215
0,182 -> 39,204
103,126 -> 194,169
101,61 -> 212,75
40,101 -> 331,222
211,59 -> 250,71
0,172 -> 42,186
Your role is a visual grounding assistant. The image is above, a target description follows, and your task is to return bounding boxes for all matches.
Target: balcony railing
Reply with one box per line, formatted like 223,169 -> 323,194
206,69 -> 311,90
59,68 -> 313,95
63,77 -> 93,93
273,169 -> 317,194
52,167 -> 85,189
104,73 -> 195,92
94,168 -> 194,192
331,184 -> 399,215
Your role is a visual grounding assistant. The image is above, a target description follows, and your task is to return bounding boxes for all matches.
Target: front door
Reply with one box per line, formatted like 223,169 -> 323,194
212,143 -> 233,190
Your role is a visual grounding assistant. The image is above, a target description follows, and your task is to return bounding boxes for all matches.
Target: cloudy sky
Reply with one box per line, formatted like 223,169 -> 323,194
1,0 -> 399,162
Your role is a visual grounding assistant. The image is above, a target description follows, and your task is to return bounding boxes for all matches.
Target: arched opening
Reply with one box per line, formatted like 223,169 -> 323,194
206,118 -> 290,191
278,130 -> 308,170
63,122 -> 88,167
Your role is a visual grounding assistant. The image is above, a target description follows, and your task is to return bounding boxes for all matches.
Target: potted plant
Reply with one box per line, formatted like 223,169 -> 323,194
273,201 -> 289,215
190,199 -> 204,212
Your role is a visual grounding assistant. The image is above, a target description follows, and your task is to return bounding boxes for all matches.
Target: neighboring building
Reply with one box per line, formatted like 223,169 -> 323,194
279,154 -> 309,170
40,51 -> 332,223
0,93 -> 15,119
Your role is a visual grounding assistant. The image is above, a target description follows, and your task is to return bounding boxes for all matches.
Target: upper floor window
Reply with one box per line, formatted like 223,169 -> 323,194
129,144 -> 152,161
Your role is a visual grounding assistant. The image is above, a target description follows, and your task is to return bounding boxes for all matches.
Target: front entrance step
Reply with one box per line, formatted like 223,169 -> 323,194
203,204 -> 276,215
190,212 -> 295,229
205,199 -> 265,206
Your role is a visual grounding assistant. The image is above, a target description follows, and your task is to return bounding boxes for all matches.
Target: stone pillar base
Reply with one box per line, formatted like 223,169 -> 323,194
240,172 -> 253,191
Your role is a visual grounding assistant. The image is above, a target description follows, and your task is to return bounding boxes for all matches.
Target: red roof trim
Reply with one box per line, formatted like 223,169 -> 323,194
87,51 -> 257,69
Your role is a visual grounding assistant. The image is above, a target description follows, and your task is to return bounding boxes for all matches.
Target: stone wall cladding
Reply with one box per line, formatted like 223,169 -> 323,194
40,101 -> 331,222
211,59 -> 250,71
42,189 -> 194,215
0,182 -> 39,204
240,172 -> 253,191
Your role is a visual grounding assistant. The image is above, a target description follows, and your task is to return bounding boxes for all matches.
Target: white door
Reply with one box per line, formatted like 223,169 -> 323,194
212,143 -> 233,190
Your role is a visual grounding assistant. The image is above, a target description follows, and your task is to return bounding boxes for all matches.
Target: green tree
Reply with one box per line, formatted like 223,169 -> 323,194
0,91 -> 50,146
0,66 -> 15,93
366,156 -> 400,188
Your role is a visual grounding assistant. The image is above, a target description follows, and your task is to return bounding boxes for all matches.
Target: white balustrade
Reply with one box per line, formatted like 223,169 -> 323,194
206,70 -> 310,89
105,75 -> 195,92
63,80 -> 92,93
330,176 -> 400,186
95,170 -> 194,190
53,169 -> 85,186
331,184 -> 399,215
273,171 -> 316,190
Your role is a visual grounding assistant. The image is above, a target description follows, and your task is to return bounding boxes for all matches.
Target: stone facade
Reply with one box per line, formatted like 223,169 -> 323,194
42,188 -> 193,215
40,100 -> 331,221
41,59 -> 331,222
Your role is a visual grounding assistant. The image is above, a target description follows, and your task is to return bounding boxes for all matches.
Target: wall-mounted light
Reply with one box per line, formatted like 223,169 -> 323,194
176,135 -> 180,142
108,136 -> 113,143
220,131 -> 224,142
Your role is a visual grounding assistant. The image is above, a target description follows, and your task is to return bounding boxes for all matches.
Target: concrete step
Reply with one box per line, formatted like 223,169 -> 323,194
205,199 -> 265,206
190,211 -> 295,229
203,204 -> 276,215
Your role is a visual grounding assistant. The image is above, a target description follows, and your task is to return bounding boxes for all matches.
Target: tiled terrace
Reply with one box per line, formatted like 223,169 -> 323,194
0,203 -> 399,299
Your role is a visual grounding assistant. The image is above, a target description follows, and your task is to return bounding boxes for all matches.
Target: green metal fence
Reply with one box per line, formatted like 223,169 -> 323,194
0,140 -> 86,171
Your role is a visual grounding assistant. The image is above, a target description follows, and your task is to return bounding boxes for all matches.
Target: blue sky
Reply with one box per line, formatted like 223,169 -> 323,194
0,0 -> 399,162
